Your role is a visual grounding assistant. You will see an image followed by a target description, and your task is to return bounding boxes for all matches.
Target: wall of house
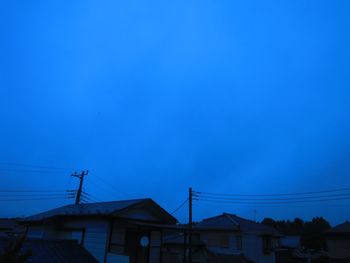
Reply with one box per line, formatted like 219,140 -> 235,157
200,231 -> 241,255
242,234 -> 275,263
198,231 -> 276,263
119,208 -> 159,221
27,225 -> 44,238
109,220 -> 163,263
27,219 -> 109,263
62,218 -> 109,263
327,238 -> 350,259
110,220 -> 126,255
149,231 -> 161,263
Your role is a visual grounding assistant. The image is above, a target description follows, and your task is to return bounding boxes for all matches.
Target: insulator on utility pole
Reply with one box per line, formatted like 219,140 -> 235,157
71,170 -> 88,205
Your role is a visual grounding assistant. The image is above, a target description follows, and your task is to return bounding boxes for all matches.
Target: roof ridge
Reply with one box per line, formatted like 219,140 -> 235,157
225,213 -> 259,224
76,198 -> 150,205
24,198 -> 151,221
223,213 -> 240,227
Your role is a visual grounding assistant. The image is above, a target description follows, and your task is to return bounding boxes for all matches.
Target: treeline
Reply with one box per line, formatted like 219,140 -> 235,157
261,217 -> 331,250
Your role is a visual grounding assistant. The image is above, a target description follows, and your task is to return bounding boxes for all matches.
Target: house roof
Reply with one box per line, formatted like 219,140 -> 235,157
326,221 -> 350,234
0,218 -> 19,230
23,198 -> 177,224
0,238 -> 98,263
196,213 -> 281,236
0,218 -> 25,236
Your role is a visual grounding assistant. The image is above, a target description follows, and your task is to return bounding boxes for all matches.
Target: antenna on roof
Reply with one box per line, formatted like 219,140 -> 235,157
71,170 -> 88,205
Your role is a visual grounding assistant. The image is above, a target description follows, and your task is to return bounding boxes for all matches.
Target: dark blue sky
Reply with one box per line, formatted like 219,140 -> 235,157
1,0 -> 350,224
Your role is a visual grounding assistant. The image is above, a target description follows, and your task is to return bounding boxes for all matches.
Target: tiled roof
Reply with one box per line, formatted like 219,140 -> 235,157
224,213 -> 281,235
24,198 -> 148,221
0,218 -> 20,230
0,218 -> 25,236
326,221 -> 350,234
196,213 -> 280,235
194,214 -> 240,231
0,238 -> 98,263
23,198 -> 177,223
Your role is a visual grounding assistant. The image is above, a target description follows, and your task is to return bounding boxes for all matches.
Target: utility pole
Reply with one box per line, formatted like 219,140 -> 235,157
188,187 -> 193,263
71,170 -> 88,205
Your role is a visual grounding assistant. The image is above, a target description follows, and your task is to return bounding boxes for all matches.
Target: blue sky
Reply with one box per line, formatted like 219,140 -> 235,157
1,0 -> 350,224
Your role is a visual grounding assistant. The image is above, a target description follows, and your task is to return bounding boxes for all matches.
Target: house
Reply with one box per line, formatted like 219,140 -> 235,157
325,221 -> 350,262
0,218 -> 25,238
193,213 -> 281,263
162,230 -> 255,263
21,198 -> 178,263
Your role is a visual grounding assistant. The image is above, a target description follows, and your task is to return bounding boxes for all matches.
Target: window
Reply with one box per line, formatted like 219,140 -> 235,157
263,236 -> 272,254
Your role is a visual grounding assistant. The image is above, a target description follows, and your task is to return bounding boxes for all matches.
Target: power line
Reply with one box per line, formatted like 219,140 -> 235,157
0,194 -> 70,197
195,192 -> 350,201
193,187 -> 350,197
0,197 -> 68,202
0,169 -> 70,174
195,196 -> 350,205
82,191 -> 103,202
171,198 -> 189,215
0,190 -> 67,192
0,162 -> 72,171
87,172 -> 128,198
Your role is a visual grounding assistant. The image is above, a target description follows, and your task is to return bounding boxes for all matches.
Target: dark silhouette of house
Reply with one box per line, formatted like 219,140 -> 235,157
0,218 -> 25,238
162,213 -> 281,263
193,213 -> 281,263
21,198 -> 177,263
326,221 -> 350,262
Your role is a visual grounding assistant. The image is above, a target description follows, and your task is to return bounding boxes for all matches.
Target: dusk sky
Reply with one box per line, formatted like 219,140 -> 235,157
1,0 -> 350,225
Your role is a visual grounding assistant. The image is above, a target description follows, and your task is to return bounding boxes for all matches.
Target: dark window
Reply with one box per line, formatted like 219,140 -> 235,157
263,236 -> 272,254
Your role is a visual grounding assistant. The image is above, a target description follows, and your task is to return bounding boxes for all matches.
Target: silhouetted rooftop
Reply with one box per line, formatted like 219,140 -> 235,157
196,213 -> 281,236
23,198 -> 177,223
326,221 -> 350,234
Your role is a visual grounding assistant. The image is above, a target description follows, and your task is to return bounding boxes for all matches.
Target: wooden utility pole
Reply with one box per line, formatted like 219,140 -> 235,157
188,187 -> 193,263
71,170 -> 88,205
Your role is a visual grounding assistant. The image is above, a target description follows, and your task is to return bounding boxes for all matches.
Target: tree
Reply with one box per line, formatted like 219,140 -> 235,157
261,216 -> 331,250
302,217 -> 331,250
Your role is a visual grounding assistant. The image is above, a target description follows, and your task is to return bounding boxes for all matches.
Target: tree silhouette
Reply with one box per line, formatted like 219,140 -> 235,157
262,216 -> 331,250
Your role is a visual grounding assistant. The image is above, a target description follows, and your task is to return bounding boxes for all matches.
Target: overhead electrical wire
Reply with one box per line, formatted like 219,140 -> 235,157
0,162 -> 73,171
0,190 -> 67,193
193,187 -> 350,205
193,187 -> 350,197
194,192 -> 350,201
171,198 -> 189,215
87,172 -> 128,198
196,196 -> 350,205
0,197 -> 69,202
